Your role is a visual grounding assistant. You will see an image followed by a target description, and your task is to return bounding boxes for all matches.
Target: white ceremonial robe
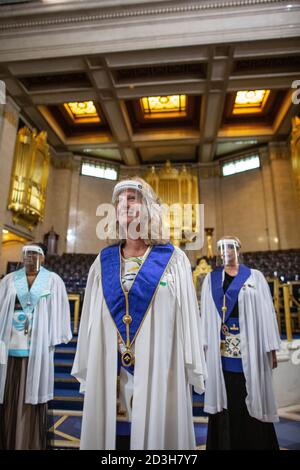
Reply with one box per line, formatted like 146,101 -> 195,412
0,270 -> 72,404
72,245 -> 207,450
201,268 -> 281,423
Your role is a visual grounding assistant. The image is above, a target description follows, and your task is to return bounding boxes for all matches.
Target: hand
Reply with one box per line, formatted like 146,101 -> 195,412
271,350 -> 278,369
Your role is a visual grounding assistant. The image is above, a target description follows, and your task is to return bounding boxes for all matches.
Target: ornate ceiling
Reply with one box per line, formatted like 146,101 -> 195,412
0,0 -> 299,166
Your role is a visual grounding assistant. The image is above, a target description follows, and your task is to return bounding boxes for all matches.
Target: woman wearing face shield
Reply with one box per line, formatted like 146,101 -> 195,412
200,236 -> 280,450
0,243 -> 72,450
72,176 -> 207,450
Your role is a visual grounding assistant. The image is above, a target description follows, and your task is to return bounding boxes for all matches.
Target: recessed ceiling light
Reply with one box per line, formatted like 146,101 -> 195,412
140,95 -> 187,119
233,90 -> 270,115
63,101 -> 101,124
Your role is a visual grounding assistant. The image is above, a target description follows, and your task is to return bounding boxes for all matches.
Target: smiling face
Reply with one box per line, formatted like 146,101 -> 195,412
116,188 -> 144,229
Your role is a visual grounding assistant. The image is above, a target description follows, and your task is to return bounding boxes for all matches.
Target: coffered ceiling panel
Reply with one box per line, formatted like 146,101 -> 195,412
0,0 -> 299,166
139,145 -> 197,163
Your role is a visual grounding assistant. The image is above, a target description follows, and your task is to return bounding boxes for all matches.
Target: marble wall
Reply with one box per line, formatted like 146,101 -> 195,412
197,145 -> 300,258
269,143 -> 300,250
66,168 -> 116,254
58,148 -> 300,263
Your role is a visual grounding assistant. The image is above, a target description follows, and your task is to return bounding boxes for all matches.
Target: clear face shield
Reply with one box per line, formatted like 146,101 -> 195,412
216,239 -> 241,268
113,181 -> 149,240
22,246 -> 44,274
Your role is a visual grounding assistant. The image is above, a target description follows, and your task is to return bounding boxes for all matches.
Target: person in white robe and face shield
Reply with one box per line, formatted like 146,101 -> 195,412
72,176 -> 207,450
0,242 -> 72,450
201,236 -> 280,450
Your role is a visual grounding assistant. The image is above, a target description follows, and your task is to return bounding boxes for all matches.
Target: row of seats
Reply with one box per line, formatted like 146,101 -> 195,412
197,249 -> 300,282
45,253 -> 97,294
6,248 -> 300,284
243,249 -> 300,281
42,248 -> 300,293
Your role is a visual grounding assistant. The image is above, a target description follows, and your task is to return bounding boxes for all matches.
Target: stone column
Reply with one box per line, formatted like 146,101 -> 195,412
0,96 -> 20,262
269,142 -> 300,249
34,155 -> 74,255
66,158 -> 81,254
51,157 -> 73,255
198,164 -> 219,259
259,146 -> 280,251
291,116 -> 300,207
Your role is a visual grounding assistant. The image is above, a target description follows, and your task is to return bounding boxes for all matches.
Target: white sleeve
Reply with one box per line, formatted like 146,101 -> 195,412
48,273 -> 72,347
0,275 -> 10,322
255,270 -> 281,352
172,249 -> 207,394
0,275 -> 13,364
71,257 -> 102,393
199,273 -> 211,352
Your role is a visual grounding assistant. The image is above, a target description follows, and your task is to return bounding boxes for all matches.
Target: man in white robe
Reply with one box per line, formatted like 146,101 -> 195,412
200,236 -> 281,449
0,243 -> 72,449
72,178 -> 206,450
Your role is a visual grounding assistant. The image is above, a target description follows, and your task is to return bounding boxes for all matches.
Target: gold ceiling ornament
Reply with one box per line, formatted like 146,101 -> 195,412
144,160 -> 199,246
291,116 -> 300,205
140,94 -> 187,119
64,101 -> 101,124
233,89 -> 270,115
7,127 -> 50,231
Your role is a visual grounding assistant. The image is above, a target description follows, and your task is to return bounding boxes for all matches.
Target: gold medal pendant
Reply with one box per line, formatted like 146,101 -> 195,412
220,294 -> 227,354
221,324 -> 229,336
121,349 -> 135,368
121,300 -> 135,368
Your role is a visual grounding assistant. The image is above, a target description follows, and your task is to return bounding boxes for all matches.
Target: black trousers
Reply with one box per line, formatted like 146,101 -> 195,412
116,435 -> 131,450
206,371 -> 279,450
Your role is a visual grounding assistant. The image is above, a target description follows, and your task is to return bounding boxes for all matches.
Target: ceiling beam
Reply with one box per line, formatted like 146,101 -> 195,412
0,2 -> 299,61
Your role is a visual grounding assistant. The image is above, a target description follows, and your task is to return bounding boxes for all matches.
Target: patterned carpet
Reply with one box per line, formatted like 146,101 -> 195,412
47,333 -> 300,450
47,401 -> 300,450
